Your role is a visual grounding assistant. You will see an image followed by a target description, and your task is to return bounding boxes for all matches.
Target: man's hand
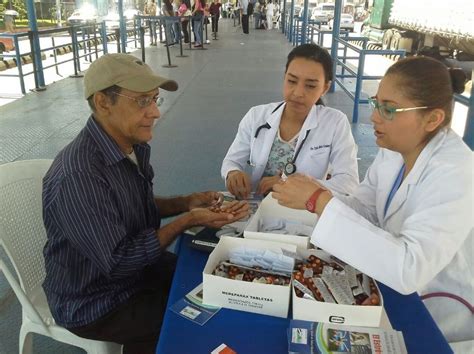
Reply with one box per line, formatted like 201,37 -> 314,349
190,201 -> 250,228
226,170 -> 251,199
272,174 -> 321,210
187,191 -> 223,210
256,175 -> 281,196
209,200 -> 249,215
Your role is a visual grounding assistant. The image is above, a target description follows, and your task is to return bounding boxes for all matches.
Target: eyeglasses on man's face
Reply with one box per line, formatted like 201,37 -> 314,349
113,92 -> 164,108
368,96 -> 430,121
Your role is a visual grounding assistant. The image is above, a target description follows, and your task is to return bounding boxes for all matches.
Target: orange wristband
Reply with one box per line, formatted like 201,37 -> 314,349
305,188 -> 326,213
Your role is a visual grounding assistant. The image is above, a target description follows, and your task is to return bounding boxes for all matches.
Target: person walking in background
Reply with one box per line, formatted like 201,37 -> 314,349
232,0 -> 241,24
259,1 -> 267,29
192,0 -> 206,47
172,0 -> 182,43
162,0 -> 177,45
178,0 -> 192,43
239,0 -> 249,34
4,12 -> 15,32
253,1 -> 261,29
224,0 -> 232,17
144,0 -> 157,45
162,0 -> 174,18
209,0 -> 222,35
266,0 -> 275,30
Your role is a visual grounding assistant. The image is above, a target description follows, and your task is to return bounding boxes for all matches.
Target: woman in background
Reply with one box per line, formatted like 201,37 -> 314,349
192,0 -> 206,47
265,0 -> 275,29
162,0 -> 176,45
178,0 -> 191,43
209,0 -> 222,34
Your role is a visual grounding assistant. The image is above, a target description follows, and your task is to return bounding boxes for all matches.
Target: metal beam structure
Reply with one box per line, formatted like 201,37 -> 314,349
288,0 -> 295,41
26,0 -> 45,87
301,0 -> 309,44
118,0 -> 127,53
281,0 -> 286,34
329,0 -> 342,93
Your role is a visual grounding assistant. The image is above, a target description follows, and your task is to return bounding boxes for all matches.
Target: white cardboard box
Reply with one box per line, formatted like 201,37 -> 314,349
202,236 -> 296,318
292,282 -> 384,327
292,249 -> 385,327
244,194 -> 318,249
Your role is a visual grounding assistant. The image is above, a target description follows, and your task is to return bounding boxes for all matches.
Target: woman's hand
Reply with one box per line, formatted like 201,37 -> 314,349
226,170 -> 251,199
190,201 -> 250,228
187,191 -> 223,210
256,175 -> 281,196
272,174 -> 331,213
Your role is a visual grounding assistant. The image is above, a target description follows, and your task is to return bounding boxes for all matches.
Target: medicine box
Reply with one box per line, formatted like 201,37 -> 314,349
244,194 -> 318,249
292,249 -> 384,327
292,286 -> 384,327
202,236 -> 296,318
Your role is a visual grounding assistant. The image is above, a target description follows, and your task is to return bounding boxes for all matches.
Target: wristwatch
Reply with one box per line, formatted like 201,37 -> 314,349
305,188 -> 326,213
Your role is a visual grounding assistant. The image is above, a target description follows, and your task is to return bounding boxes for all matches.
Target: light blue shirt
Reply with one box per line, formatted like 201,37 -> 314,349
240,0 -> 249,14
263,130 -> 298,177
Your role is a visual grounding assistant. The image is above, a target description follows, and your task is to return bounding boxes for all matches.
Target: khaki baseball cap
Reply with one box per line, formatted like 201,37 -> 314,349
84,53 -> 178,99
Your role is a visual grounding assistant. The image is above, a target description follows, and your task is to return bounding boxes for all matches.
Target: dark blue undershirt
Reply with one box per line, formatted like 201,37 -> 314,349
384,164 -> 406,217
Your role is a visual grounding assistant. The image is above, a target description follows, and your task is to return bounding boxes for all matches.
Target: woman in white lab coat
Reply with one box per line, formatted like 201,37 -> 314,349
273,56 -> 473,349
221,44 -> 359,199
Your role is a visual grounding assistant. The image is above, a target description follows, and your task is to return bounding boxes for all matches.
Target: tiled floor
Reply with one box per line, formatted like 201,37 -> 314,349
0,19 -> 377,353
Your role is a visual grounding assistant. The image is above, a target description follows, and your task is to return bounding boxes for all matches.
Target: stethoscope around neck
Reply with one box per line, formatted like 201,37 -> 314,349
246,102 -> 311,175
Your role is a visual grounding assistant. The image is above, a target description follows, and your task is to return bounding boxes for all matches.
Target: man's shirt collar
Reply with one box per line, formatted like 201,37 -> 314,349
85,115 -> 150,167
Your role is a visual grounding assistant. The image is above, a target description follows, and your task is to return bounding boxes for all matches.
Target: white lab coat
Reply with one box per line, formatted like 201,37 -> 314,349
312,128 -> 473,343
221,102 -> 359,195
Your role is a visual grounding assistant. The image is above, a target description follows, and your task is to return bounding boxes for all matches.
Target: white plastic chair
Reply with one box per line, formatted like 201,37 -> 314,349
0,159 -> 122,354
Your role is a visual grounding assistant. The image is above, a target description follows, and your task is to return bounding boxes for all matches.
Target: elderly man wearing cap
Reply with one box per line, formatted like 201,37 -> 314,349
42,54 -> 248,353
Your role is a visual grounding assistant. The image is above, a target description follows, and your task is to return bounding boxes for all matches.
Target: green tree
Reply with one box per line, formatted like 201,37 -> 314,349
49,4 -> 57,22
11,0 -> 27,20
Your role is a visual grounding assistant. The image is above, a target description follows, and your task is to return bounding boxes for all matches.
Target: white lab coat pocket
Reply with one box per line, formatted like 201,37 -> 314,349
295,149 -> 330,178
309,148 -> 330,159
309,149 -> 330,170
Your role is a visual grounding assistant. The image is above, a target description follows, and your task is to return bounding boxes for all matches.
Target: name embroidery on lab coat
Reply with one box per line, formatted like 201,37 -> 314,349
310,144 -> 331,151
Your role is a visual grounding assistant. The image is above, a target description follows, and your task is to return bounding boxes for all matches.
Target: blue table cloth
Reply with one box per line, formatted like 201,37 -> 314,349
156,237 -> 452,354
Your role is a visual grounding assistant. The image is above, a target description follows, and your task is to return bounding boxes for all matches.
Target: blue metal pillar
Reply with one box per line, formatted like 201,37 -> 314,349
281,0 -> 286,34
118,0 -> 126,53
13,36 -> 26,94
288,0 -> 295,41
26,0 -> 45,87
301,0 -> 309,44
352,51 -> 366,123
329,0 -> 342,93
101,21 -> 108,54
463,83 -> 474,150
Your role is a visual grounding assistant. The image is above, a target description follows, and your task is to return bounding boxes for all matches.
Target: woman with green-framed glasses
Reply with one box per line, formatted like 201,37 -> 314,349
273,56 -> 473,350
367,96 -> 431,121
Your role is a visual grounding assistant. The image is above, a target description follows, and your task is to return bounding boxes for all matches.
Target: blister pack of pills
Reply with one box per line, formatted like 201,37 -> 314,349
292,255 -> 380,306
